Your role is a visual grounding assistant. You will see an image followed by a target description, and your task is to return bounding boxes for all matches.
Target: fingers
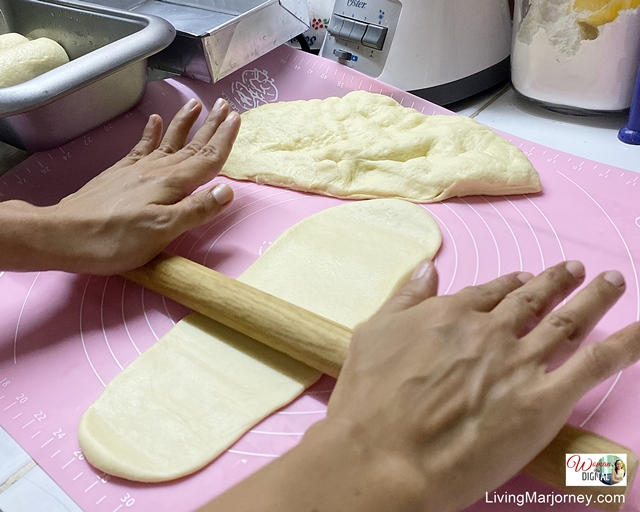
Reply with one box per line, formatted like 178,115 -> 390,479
524,270 -> 627,361
547,321 -> 640,403
115,97 -> 203,167
166,182 -> 234,234
118,114 -> 163,165
379,267 -> 531,317
153,98 -> 203,156
182,98 -> 231,152
166,103 -> 241,192
190,108 -> 241,175
185,106 -> 241,177
376,261 -> 438,315
491,261 -> 586,336
452,271 -> 532,312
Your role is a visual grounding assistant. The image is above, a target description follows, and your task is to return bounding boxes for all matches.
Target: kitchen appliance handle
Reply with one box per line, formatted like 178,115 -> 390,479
122,252 -> 636,507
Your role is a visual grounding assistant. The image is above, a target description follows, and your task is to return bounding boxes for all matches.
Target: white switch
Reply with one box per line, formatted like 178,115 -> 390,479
327,15 -> 344,36
347,20 -> 368,44
362,24 -> 387,50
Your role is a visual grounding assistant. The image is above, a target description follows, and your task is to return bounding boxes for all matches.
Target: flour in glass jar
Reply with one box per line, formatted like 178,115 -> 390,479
511,0 -> 640,112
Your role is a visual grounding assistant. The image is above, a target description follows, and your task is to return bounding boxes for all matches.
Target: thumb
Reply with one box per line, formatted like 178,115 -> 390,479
170,183 -> 234,232
377,261 -> 439,315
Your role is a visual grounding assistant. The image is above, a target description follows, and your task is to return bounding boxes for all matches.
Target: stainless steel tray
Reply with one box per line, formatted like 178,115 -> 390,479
86,0 -> 310,83
0,0 -> 175,152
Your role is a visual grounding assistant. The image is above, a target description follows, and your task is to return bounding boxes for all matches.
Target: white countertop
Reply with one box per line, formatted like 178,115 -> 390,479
0,79 -> 638,511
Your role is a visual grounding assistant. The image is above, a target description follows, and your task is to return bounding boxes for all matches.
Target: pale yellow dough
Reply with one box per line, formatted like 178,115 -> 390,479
238,198 -> 442,328
78,199 -> 442,482
0,36 -> 69,88
78,314 -> 320,483
222,90 -> 542,202
0,33 -> 28,51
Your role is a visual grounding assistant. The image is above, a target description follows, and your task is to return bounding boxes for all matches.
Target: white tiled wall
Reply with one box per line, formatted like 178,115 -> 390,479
0,465 -> 83,512
0,427 -> 30,485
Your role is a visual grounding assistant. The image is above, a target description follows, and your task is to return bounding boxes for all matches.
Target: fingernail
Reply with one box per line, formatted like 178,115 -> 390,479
565,260 -> 585,279
145,114 -> 158,128
604,270 -> 625,287
213,98 -> 225,111
517,272 -> 534,284
185,98 -> 199,111
211,183 -> 233,205
411,261 -> 433,280
225,110 -> 240,123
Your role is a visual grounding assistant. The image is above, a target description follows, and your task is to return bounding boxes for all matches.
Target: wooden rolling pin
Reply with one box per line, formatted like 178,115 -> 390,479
122,252 -> 636,510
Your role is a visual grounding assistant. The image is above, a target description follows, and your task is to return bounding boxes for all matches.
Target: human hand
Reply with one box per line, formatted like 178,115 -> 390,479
40,98 -> 239,274
323,261 -> 640,511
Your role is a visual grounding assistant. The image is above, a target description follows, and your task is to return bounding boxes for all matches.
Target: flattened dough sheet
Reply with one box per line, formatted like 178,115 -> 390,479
222,90 -> 542,203
238,197 -> 443,328
78,199 -> 442,482
79,313 -> 320,482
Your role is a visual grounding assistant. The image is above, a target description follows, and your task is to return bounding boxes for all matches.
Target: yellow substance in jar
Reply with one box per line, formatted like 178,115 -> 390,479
574,0 -> 640,27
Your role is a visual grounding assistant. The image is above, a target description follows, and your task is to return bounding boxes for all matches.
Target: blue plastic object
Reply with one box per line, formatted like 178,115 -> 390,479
619,62 -> 640,145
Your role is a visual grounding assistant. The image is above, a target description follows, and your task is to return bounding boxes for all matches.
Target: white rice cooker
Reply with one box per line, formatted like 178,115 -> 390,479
320,0 -> 513,105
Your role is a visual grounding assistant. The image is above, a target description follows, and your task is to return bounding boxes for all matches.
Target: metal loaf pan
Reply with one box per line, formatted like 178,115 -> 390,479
86,0 -> 310,84
0,0 -> 175,152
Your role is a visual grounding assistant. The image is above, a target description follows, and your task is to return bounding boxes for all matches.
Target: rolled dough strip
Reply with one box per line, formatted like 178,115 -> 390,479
237,197 -> 442,328
0,32 -> 29,51
79,313 -> 321,482
78,199 -> 442,482
221,90 -> 542,203
0,37 -> 69,88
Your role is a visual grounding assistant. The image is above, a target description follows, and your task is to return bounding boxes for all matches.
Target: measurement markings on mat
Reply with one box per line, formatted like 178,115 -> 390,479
0,373 -> 138,509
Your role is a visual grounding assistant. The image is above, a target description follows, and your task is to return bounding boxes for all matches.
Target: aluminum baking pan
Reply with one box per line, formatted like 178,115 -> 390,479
84,0 -> 309,83
0,0 -> 175,152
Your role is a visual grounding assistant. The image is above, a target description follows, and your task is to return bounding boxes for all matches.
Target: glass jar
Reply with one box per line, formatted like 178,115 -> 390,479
510,0 -> 640,114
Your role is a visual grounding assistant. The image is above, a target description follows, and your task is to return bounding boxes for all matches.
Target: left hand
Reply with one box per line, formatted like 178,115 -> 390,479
44,98 -> 240,274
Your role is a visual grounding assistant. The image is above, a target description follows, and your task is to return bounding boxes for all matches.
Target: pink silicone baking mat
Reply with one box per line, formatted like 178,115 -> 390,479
1,45 -> 639,512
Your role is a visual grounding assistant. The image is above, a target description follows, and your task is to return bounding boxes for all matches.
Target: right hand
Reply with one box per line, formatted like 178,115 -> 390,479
324,261 -> 640,511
